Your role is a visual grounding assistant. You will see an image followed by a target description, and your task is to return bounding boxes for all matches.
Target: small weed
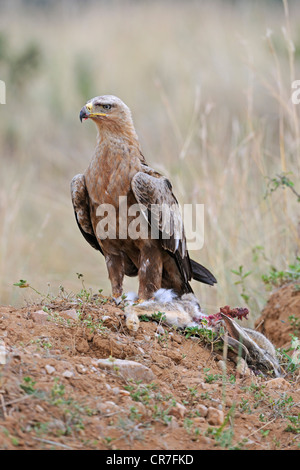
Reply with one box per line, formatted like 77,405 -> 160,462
187,386 -> 198,398
262,258 -> 300,288
13,279 -> 52,301
239,398 -> 252,414
10,436 -> 19,446
205,405 -> 237,449
80,314 -> 107,334
203,368 -> 222,383
285,414 -> 300,434
124,381 -> 157,405
231,265 -> 252,304
280,336 -> 300,374
289,315 -> 300,335
20,376 -> 36,395
152,404 -> 173,425
151,311 -> 167,323
264,172 -> 300,203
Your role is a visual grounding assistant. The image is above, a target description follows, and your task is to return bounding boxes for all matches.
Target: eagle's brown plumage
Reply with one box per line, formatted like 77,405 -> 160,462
71,95 -> 216,300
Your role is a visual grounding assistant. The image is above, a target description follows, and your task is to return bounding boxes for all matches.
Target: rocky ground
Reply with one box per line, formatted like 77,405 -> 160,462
0,283 -> 299,450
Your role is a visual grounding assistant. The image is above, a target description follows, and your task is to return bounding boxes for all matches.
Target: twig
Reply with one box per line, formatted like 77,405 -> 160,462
0,394 -> 7,418
246,418 -> 276,439
32,437 -> 74,450
3,394 -> 34,407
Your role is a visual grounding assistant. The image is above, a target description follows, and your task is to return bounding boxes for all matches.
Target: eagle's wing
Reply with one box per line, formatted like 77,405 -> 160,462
131,171 -> 217,287
131,172 -> 185,252
71,174 -> 138,277
70,174 -> 102,252
131,171 -> 192,285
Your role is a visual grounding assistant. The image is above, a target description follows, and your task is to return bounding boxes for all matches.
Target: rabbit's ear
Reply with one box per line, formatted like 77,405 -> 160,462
219,314 -> 257,353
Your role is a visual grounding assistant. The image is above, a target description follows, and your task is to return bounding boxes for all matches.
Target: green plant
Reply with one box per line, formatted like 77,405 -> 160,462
231,265 -> 252,304
20,376 -> 36,395
151,312 -> 167,323
80,314 -> 107,334
262,258 -> 300,288
13,279 -> 51,300
289,315 -> 300,335
285,414 -> 300,434
278,336 -> 300,374
264,172 -> 300,203
203,368 -> 222,384
205,405 -> 237,449
124,381 -> 157,405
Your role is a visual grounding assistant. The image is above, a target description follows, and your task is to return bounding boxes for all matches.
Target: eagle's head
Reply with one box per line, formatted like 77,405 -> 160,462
79,95 -> 134,131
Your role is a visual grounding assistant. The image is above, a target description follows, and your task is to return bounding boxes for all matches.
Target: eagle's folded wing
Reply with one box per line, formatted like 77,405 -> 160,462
131,171 -> 192,284
132,171 -> 217,287
70,174 -> 103,252
71,173 -> 138,278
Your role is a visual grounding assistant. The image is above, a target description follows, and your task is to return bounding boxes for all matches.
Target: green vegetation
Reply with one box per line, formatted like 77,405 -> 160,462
262,258 -> 300,288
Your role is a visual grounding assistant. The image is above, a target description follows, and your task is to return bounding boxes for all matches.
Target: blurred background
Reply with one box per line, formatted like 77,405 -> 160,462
0,0 -> 299,321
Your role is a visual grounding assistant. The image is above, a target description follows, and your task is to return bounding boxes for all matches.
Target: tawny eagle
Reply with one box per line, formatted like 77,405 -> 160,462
71,95 -> 216,300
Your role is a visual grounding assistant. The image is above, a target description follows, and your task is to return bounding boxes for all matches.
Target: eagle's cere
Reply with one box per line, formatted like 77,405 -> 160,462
71,95 -> 217,300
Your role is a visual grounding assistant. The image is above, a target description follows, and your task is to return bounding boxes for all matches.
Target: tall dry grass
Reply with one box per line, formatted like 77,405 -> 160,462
0,0 -> 299,322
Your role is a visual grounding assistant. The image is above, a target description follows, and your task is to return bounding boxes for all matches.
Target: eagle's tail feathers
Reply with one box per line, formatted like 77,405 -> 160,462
190,259 -> 217,286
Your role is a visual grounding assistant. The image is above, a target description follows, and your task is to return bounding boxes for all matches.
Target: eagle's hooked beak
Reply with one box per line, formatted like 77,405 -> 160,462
79,102 -> 107,122
79,107 -> 88,122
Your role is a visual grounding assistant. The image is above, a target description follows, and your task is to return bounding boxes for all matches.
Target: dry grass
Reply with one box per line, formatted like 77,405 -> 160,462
0,0 -> 299,322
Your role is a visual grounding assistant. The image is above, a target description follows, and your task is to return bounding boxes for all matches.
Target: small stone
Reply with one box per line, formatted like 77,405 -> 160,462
196,404 -> 208,417
96,358 -> 156,383
97,401 -> 120,414
169,402 -> 187,419
62,370 -> 74,378
236,358 -> 251,376
35,405 -> 44,413
156,325 -> 165,335
31,310 -> 49,324
60,309 -> 79,321
126,312 -> 140,332
199,382 -> 209,390
207,407 -> 224,426
265,377 -> 291,390
76,337 -> 89,353
193,416 -> 206,424
217,360 -> 227,372
171,335 -> 182,344
48,419 -> 67,433
75,364 -> 87,374
225,397 -> 233,408
167,416 -> 179,429
45,364 -> 55,375
101,315 -> 111,322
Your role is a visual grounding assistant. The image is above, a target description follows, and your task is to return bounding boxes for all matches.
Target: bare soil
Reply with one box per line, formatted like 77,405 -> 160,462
0,284 -> 299,450
255,283 -> 300,348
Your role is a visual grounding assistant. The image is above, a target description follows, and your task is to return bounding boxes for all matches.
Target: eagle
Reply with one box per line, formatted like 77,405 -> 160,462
71,95 -> 216,300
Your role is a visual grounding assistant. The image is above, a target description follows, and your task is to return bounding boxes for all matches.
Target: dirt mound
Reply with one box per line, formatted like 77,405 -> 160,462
255,283 -> 300,348
0,294 -> 299,450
